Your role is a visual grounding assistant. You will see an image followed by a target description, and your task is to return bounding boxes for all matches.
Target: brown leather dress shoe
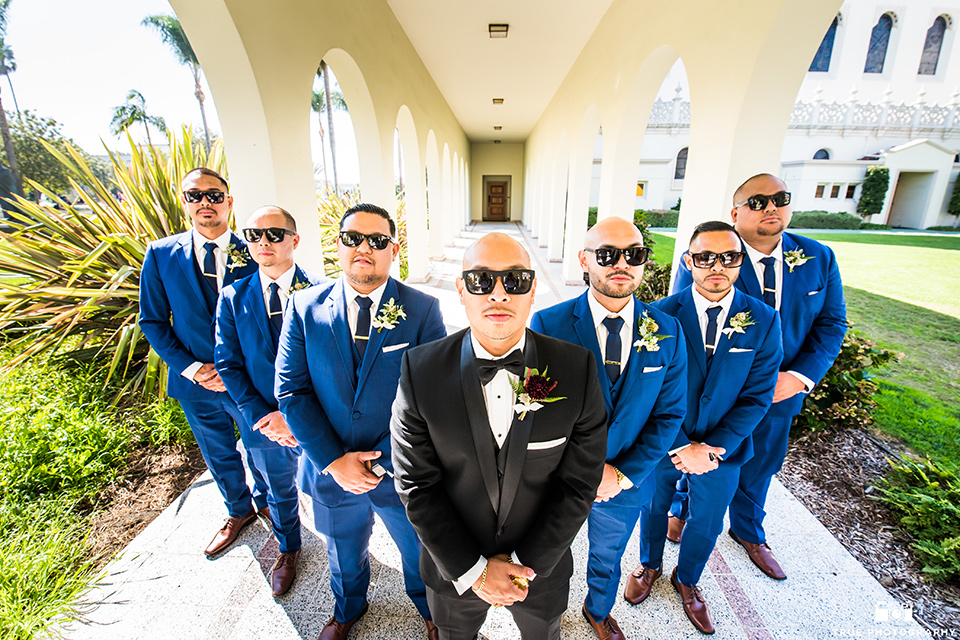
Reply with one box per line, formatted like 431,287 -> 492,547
318,602 -> 368,640
667,516 -> 685,543
204,509 -> 257,556
581,603 -> 626,640
424,619 -> 439,640
623,565 -> 661,604
671,568 -> 714,634
728,529 -> 787,580
271,550 -> 300,596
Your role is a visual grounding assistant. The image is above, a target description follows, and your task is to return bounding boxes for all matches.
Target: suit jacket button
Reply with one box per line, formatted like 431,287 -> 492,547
353,410 -> 361,419
701,397 -> 709,404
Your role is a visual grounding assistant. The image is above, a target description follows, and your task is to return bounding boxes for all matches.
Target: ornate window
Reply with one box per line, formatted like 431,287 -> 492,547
810,16 -> 839,72
674,147 -> 688,180
813,149 -> 830,160
864,13 -> 894,74
918,16 -> 948,75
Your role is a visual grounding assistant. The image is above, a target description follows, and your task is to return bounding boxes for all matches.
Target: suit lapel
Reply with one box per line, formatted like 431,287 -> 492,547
706,290 -> 744,384
460,332 -> 501,514
736,239 -> 763,300
245,272 -> 277,357
676,289 -> 707,376
326,280 -> 357,389
497,330 -> 539,529
356,278 -> 397,397
780,233 -> 798,313
221,233 -> 247,288
572,294 -> 613,411
176,233 -> 208,313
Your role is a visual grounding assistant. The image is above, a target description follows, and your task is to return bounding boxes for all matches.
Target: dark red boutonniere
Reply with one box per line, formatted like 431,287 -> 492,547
509,366 -> 567,421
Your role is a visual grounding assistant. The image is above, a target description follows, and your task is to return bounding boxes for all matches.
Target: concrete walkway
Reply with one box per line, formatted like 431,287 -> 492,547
58,223 -> 931,640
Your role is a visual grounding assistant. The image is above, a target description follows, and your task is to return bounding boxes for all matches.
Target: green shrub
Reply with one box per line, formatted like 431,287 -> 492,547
634,261 -> 672,303
790,211 -> 862,229
926,225 -> 960,232
858,165 -> 890,219
636,209 -> 679,228
793,330 -> 901,433
876,458 -> 960,582
587,207 -> 598,227
948,175 -> 960,218
859,222 -> 891,230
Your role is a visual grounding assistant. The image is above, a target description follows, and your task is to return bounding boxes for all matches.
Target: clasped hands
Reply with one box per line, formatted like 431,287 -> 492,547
670,442 -> 726,475
192,363 -> 226,392
252,411 -> 298,447
326,450 -> 384,494
471,554 -> 536,608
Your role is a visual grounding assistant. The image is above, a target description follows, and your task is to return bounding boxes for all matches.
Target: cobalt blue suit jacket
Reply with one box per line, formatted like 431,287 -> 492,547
140,230 -> 257,402
652,288 -> 783,466
674,232 -> 846,418
275,276 -> 446,507
531,292 -> 686,493
214,265 -> 327,448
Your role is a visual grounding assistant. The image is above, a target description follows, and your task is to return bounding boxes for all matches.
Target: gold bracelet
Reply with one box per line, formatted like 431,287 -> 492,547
613,466 -> 626,486
472,565 -> 488,593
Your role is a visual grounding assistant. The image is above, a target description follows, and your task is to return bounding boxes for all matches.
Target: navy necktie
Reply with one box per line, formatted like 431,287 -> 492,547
268,282 -> 283,333
476,349 -> 525,385
704,306 -> 722,362
602,316 -> 624,385
760,256 -> 777,308
202,242 -> 219,295
354,296 -> 373,359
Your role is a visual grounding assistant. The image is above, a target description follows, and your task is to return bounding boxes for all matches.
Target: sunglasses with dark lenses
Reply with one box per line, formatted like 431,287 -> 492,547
734,191 -> 791,211
585,246 -> 651,267
339,230 -> 394,250
461,269 -> 535,295
689,250 -> 747,269
182,190 -> 226,204
242,227 -> 295,243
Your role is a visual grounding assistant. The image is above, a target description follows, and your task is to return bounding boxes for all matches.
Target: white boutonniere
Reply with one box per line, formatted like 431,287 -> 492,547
287,280 -> 312,296
509,366 -> 566,421
372,297 -> 406,332
633,311 -> 673,353
784,249 -> 814,273
225,243 -> 249,271
721,311 -> 755,338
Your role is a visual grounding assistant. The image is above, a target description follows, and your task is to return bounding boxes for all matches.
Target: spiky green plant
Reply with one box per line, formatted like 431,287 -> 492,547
317,190 -> 409,279
0,127 -> 227,398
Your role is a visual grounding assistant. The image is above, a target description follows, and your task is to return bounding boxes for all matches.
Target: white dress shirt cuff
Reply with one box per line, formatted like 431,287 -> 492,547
454,556 -> 487,595
182,361 -> 204,381
787,370 -> 815,393
668,444 -> 691,456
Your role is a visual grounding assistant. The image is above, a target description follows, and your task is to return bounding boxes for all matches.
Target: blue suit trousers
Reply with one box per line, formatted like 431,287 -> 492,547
246,446 -> 301,553
312,491 -> 430,623
180,394 -> 263,518
584,494 -> 643,621
728,413 -> 793,545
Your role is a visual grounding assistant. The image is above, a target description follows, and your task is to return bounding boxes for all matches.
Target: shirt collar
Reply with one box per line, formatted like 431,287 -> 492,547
341,274 -> 389,311
192,228 -> 231,252
692,285 -> 735,319
471,330 -> 527,361
586,290 -> 634,330
259,264 -> 297,294
742,236 -> 783,265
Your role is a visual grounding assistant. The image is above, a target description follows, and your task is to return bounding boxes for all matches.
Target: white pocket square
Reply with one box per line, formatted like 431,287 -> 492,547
382,342 -> 409,353
807,289 -> 822,296
729,347 -> 754,353
642,365 -> 663,373
527,437 -> 566,451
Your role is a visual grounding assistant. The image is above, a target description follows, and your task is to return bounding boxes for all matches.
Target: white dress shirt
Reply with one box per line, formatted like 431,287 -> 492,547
259,265 -> 297,313
586,292 -> 633,377
342,275 -> 388,339
182,228 -> 232,381
453,332 -> 528,594
691,286 -> 735,351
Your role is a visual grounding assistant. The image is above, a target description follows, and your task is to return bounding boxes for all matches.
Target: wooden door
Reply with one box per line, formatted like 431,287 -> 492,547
486,182 -> 507,221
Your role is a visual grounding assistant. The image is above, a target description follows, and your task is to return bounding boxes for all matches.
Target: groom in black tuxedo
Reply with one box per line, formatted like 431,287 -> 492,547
391,232 -> 608,640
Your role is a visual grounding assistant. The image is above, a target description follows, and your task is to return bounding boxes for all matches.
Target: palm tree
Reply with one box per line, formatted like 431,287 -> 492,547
141,14 -> 211,153
317,61 -> 348,194
0,0 -> 21,195
110,90 -> 167,148
311,84 -> 347,192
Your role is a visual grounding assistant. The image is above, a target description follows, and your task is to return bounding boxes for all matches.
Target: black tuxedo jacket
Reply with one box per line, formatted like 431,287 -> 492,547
390,328 -> 607,597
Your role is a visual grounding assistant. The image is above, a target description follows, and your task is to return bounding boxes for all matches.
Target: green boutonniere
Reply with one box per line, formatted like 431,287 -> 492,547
784,249 -> 813,273
372,297 -> 406,332
225,243 -> 249,271
509,366 -> 566,421
722,311 -> 755,338
633,311 -> 672,353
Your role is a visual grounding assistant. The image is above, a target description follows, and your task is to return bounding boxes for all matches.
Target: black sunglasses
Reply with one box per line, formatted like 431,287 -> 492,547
182,190 -> 226,204
461,269 -> 535,295
689,250 -> 747,269
339,230 -> 395,251
585,246 -> 650,267
243,227 -> 295,243
734,191 -> 791,211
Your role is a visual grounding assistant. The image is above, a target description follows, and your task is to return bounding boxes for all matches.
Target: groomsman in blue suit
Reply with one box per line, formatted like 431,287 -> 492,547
636,221 -> 782,634
140,168 -> 263,556
275,203 -> 445,640
531,216 -> 686,640
675,174 -> 846,580
214,205 -> 327,595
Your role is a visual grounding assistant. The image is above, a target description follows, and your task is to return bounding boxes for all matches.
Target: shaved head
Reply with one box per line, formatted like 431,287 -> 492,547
462,232 -> 531,270
585,216 -> 645,249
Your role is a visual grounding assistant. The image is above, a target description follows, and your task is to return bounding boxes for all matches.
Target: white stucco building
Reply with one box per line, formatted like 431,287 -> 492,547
604,0 -> 960,229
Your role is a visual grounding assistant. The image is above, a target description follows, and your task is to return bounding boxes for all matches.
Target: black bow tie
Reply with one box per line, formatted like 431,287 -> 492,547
475,349 -> 525,385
